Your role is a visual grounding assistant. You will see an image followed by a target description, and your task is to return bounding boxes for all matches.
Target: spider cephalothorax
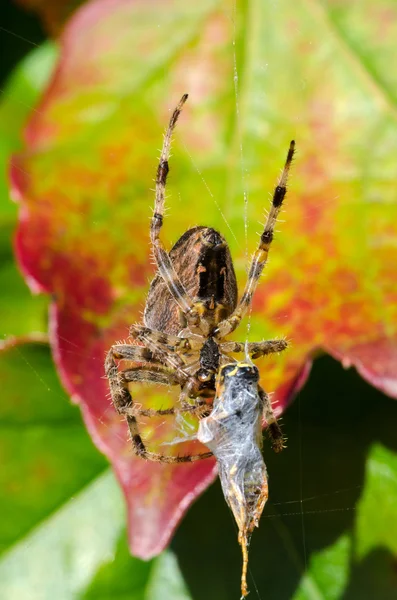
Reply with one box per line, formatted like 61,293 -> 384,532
105,93 -> 294,463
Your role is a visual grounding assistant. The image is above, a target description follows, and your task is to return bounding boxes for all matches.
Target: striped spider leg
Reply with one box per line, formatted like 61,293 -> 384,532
214,139 -> 295,339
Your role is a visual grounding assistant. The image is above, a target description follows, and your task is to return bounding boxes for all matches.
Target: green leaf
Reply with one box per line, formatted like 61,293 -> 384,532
0,469 -> 191,600
0,471 -> 123,599
0,42 -> 57,221
10,0 -> 397,575
293,536 -> 351,600
0,223 -> 47,337
84,537 -> 192,600
356,444 -> 397,558
0,340 -> 107,554
0,43 -> 57,338
0,338 -> 191,599
291,443 -> 397,599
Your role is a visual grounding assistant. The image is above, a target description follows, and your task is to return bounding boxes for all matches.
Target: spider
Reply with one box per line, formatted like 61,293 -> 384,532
105,93 -> 295,464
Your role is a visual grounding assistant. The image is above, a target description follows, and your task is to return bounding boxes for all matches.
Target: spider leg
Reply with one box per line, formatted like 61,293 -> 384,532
129,326 -> 202,376
105,348 -> 212,463
121,366 -> 211,418
220,339 -> 288,359
122,364 -> 180,386
105,347 -> 162,414
122,403 -> 211,418
259,386 -> 285,453
150,94 -> 200,327
215,141 -> 295,339
120,329 -> 187,372
130,325 -> 203,353
110,341 -> 190,388
106,344 -> 189,411
127,416 -> 212,463
110,343 -> 160,365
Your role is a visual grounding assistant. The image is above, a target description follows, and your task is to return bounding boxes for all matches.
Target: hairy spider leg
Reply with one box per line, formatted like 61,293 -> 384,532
220,338 -> 288,359
122,364 -> 181,386
105,348 -> 212,463
130,324 -> 204,353
109,362 -> 210,417
124,329 -> 214,421
128,328 -> 199,384
129,327 -> 212,401
215,141 -> 295,339
107,343 -> 199,410
150,93 -> 200,327
258,387 -> 285,452
120,368 -> 211,418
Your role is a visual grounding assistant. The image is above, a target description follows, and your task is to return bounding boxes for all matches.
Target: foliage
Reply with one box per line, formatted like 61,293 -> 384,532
1,0 -> 397,598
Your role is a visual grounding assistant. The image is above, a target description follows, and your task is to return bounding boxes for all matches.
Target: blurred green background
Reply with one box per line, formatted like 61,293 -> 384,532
1,1 -> 397,599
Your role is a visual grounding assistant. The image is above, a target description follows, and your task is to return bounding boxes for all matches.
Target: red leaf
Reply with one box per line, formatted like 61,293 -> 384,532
11,0 -> 397,557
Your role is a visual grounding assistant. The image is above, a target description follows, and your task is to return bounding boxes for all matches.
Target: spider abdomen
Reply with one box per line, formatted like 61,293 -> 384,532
144,226 -> 237,335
